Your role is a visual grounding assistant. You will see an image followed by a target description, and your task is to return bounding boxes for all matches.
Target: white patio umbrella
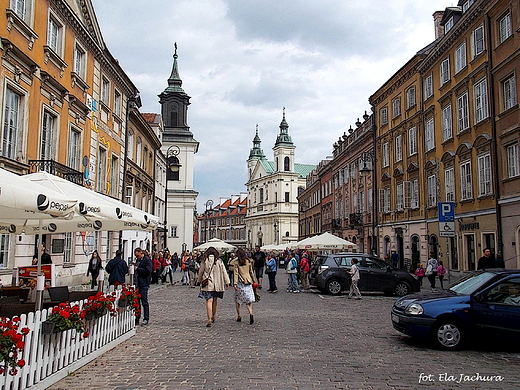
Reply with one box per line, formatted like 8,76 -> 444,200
289,232 -> 358,251
0,168 -> 77,225
194,238 -> 237,253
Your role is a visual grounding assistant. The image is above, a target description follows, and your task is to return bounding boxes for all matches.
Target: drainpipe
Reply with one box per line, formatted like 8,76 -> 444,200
486,14 -> 503,257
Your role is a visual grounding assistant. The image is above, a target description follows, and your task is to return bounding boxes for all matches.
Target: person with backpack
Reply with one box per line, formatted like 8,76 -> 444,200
425,252 -> 439,289
286,252 -> 299,293
105,249 -> 128,286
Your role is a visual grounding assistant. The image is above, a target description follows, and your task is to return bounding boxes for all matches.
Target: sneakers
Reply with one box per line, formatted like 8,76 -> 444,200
141,320 -> 149,326
272,290 -> 278,293
293,290 -> 300,293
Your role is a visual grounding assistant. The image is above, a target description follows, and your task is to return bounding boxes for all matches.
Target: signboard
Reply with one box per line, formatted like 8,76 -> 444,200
438,202 -> 455,237
17,265 -> 55,289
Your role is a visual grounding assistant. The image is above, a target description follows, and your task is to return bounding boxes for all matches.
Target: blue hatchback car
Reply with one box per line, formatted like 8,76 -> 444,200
391,269 -> 520,350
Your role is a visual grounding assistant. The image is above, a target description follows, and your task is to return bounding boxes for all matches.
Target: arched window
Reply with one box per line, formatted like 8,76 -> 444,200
284,156 -> 290,171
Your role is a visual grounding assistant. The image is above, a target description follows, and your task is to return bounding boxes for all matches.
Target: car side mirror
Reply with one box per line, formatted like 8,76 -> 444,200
386,266 -> 392,272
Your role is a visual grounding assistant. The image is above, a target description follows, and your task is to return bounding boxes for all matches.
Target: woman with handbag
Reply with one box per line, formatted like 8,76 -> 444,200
197,247 -> 230,327
233,248 -> 257,324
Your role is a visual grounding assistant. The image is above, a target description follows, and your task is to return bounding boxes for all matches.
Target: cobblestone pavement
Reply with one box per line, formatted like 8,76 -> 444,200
49,275 -> 520,390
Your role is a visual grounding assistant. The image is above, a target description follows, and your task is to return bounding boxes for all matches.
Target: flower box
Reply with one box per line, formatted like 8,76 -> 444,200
41,320 -> 57,335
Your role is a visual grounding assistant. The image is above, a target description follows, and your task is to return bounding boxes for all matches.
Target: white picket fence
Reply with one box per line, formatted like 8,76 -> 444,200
1,291 -> 136,390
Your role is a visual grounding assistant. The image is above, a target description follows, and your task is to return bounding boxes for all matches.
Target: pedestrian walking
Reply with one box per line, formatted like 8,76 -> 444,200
171,252 -> 180,274
197,247 -> 230,327
86,250 -> 103,289
134,247 -> 152,326
426,252 -> 438,289
286,252 -> 299,293
161,252 -> 174,285
414,264 -> 425,288
437,261 -> 447,289
348,258 -> 362,299
189,252 -> 200,287
251,245 -> 266,289
300,253 -> 310,291
265,254 -> 278,293
233,248 -> 256,324
181,252 -> 191,285
105,249 -> 128,286
151,252 -> 161,284
228,252 -> 237,286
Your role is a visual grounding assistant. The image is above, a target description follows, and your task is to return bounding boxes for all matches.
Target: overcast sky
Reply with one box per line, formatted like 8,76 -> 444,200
91,0 -> 449,212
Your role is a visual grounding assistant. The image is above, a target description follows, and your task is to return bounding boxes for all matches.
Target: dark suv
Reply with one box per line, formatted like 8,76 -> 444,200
309,253 -> 419,296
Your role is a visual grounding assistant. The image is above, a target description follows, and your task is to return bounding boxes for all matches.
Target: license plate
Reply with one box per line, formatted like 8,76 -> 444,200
391,313 -> 399,324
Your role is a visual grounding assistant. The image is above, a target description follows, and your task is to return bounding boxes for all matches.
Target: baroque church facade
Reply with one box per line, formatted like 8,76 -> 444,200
245,110 -> 316,248
159,45 -> 199,256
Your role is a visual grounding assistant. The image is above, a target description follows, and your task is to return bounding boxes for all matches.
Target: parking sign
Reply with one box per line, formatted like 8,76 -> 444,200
438,202 -> 455,237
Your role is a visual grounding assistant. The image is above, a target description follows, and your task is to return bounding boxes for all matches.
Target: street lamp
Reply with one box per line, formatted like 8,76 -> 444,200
205,199 -> 213,242
359,152 -> 373,177
164,145 -> 181,251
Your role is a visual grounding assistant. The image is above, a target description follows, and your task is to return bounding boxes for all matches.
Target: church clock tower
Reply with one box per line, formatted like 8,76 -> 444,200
159,43 -> 199,255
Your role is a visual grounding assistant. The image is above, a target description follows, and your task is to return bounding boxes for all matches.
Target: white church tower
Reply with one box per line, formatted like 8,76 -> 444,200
159,44 -> 199,255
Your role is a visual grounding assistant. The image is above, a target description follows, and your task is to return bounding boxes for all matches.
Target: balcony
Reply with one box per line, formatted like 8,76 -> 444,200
28,160 -> 83,185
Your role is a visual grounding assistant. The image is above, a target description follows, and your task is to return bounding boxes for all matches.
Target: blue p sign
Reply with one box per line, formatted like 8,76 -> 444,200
438,202 -> 455,222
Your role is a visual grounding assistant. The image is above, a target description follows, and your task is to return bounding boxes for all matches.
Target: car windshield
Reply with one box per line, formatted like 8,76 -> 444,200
448,271 -> 496,295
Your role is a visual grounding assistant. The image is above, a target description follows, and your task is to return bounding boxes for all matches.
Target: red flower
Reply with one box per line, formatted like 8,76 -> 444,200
83,332 -> 89,338
17,360 -> 25,367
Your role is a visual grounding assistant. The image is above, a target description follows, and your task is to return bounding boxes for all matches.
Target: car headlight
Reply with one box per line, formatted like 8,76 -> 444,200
405,303 -> 424,315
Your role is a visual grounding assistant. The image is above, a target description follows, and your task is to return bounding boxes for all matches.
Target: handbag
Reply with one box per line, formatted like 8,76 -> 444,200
201,278 -> 209,287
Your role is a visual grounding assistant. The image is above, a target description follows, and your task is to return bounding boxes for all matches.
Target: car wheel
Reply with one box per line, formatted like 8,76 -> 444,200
326,279 -> 342,295
394,281 -> 411,297
433,320 -> 464,350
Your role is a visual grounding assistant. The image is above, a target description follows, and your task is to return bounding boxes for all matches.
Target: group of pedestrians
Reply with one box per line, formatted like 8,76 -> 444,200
150,250 -> 180,285
414,253 -> 447,290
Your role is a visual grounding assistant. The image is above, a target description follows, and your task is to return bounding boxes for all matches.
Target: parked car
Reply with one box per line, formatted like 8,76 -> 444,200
309,253 -> 419,296
391,269 -> 520,350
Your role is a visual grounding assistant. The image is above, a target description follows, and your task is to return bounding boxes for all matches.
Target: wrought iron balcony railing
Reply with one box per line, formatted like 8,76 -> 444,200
28,160 -> 83,185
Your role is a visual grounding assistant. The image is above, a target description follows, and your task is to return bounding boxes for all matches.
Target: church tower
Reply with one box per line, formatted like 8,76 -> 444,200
247,124 -> 265,179
273,107 -> 295,173
159,43 -> 199,254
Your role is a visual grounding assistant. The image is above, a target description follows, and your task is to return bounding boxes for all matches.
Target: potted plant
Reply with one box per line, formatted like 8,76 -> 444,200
81,291 -> 117,321
44,302 -> 86,336
0,316 -> 29,376
117,284 -> 140,311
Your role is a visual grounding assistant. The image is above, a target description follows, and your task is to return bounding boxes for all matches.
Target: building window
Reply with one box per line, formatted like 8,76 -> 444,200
11,0 -> 32,23
114,90 -> 121,117
427,175 -> 436,207
503,75 -> 517,111
63,232 -> 73,263
110,155 -> 119,198
97,147 -> 107,193
407,87 -> 416,108
445,168 -> 455,202
410,179 -> 419,208
478,154 -> 492,196
457,91 -> 470,132
127,130 -> 134,160
2,86 -> 23,160
408,126 -> 417,156
41,110 -> 56,161
380,188 -> 390,213
170,226 -> 178,238
67,127 -> 81,170
125,186 -> 133,205
382,142 -> 389,167
444,17 -> 454,33
101,77 -> 110,104
395,135 -> 402,162
284,192 -> 290,203
74,44 -> 86,79
424,74 -> 433,99
284,156 -> 290,171
380,107 -> 388,125
0,234 -> 10,268
136,138 -> 142,166
259,188 -> 264,204
440,58 -> 450,85
442,104 -> 453,141
507,144 -> 520,178
425,117 -> 435,151
396,183 -> 404,211
474,78 -> 488,123
462,0 -> 475,13
499,12 -> 512,44
392,98 -> 401,118
47,13 -> 63,55
455,42 -> 467,74
472,25 -> 485,58
460,161 -> 473,200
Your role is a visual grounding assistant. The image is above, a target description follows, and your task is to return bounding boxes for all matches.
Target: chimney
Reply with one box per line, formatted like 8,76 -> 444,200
433,11 -> 445,39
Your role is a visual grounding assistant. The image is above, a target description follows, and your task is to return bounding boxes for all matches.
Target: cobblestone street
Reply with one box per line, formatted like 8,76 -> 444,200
49,276 -> 520,389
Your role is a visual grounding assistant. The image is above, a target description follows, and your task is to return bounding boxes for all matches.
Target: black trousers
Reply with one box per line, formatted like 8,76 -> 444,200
267,272 -> 277,291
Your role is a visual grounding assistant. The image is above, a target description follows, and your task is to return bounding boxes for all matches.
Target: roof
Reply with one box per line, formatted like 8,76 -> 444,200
258,159 -> 316,179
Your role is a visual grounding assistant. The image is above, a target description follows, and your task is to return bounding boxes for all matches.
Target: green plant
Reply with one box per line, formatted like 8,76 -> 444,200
0,317 -> 29,376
